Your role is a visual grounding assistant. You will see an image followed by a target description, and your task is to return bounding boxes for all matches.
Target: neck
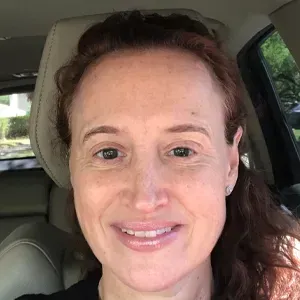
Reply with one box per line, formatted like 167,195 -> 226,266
98,260 -> 213,300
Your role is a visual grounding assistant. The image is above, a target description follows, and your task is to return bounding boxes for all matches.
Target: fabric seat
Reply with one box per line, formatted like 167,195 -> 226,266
49,185 -> 73,234
0,222 -> 86,300
0,169 -> 51,244
0,169 -> 72,244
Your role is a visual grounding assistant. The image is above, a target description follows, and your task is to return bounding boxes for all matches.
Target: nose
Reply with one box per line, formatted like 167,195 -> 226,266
129,162 -> 169,213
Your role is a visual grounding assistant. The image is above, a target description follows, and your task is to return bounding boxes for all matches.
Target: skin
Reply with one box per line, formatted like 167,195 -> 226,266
69,48 -> 242,300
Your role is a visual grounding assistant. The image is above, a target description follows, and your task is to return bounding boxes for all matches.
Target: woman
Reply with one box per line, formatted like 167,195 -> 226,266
18,10 -> 300,300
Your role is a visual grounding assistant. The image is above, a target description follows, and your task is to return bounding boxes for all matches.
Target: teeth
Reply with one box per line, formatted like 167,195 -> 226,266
145,231 -> 157,237
135,231 -> 146,237
121,227 -> 173,237
156,228 -> 165,235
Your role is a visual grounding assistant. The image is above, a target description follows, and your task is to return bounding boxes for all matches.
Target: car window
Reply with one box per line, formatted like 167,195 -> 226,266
260,31 -> 300,151
0,92 -> 34,159
238,27 -> 300,189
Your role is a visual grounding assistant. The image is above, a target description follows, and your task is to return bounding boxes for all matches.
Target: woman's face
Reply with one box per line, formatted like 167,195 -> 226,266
69,48 -> 242,292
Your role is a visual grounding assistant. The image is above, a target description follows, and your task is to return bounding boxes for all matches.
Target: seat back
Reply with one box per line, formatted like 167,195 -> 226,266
0,223 -> 66,299
0,222 -> 87,299
0,169 -> 51,243
49,185 -> 73,233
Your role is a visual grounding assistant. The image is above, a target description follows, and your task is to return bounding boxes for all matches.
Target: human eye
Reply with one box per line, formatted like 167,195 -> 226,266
168,147 -> 196,158
95,148 -> 125,160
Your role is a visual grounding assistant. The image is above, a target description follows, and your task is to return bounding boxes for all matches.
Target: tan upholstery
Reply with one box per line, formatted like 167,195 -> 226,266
0,222 -> 87,299
0,169 -> 83,298
49,186 -> 73,233
0,223 -> 66,299
0,168 -> 73,244
0,216 -> 45,243
0,169 -> 51,243
0,169 -> 51,216
29,9 -> 227,188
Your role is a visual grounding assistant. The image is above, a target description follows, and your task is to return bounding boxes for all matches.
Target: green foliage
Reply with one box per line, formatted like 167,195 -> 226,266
6,115 -> 29,139
0,118 -> 9,139
0,115 -> 29,139
260,32 -> 300,112
0,95 -> 9,106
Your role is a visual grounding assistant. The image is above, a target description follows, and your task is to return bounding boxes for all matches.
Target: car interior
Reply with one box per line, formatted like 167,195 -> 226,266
1,0 -> 300,298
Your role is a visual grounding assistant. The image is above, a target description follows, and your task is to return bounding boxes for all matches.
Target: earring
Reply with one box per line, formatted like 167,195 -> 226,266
225,185 -> 233,196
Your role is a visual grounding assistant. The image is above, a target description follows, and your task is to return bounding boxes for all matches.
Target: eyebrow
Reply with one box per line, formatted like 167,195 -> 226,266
165,124 -> 211,138
83,125 -> 121,143
83,123 -> 211,143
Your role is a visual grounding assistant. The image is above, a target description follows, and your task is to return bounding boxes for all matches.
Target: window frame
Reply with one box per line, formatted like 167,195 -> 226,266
238,25 -> 300,189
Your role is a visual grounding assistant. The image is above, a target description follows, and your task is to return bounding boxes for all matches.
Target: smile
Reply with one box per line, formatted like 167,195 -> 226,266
113,224 -> 182,252
120,226 -> 174,237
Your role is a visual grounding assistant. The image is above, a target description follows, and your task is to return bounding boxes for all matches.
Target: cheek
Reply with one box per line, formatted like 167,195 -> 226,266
182,178 -> 225,222
71,169 -> 122,260
72,169 -> 116,218
178,165 -> 227,249
178,158 -> 227,205
183,174 -> 226,216
186,178 -> 226,236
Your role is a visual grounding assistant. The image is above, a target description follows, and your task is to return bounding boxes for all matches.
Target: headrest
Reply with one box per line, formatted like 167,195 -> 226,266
29,9 -> 227,188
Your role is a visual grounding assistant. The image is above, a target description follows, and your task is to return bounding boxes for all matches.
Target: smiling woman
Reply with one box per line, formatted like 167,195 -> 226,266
19,10 -> 300,300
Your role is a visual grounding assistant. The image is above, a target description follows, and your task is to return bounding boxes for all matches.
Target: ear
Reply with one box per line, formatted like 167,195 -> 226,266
226,126 -> 243,187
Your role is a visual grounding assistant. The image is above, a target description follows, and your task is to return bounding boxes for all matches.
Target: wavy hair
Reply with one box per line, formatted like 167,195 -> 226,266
55,11 -> 300,299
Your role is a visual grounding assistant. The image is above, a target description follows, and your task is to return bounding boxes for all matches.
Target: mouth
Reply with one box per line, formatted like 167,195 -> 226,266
119,225 -> 180,237
112,223 -> 183,252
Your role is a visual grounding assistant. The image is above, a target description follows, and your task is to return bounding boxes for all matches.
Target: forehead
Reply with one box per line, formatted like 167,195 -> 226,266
72,48 -> 225,127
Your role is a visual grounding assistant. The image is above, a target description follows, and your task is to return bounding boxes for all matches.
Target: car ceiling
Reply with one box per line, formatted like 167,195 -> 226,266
0,0 -> 293,87
0,0 -> 293,36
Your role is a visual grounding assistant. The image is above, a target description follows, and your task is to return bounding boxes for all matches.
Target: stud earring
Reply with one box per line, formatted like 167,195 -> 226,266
225,185 -> 233,196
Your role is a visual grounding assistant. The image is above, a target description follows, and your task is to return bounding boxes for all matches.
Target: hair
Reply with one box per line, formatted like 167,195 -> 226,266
55,10 -> 300,299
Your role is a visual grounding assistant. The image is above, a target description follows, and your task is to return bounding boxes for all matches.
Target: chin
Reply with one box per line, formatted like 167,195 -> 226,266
125,278 -> 177,293
119,267 -> 183,293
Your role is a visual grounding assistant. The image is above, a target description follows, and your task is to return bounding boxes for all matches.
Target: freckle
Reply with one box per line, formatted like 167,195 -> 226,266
191,112 -> 197,116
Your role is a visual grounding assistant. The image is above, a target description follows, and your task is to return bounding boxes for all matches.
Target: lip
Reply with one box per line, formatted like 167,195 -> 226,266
112,223 -> 183,252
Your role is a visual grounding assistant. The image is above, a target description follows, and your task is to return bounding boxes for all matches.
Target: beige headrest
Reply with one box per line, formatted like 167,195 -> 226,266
29,9 -> 227,188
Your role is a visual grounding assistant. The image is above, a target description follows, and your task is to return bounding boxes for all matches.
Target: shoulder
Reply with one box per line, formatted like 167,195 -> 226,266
15,269 -> 101,300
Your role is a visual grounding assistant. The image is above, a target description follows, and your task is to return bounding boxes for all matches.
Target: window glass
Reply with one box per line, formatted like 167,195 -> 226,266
260,31 -> 300,149
0,92 -> 34,159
